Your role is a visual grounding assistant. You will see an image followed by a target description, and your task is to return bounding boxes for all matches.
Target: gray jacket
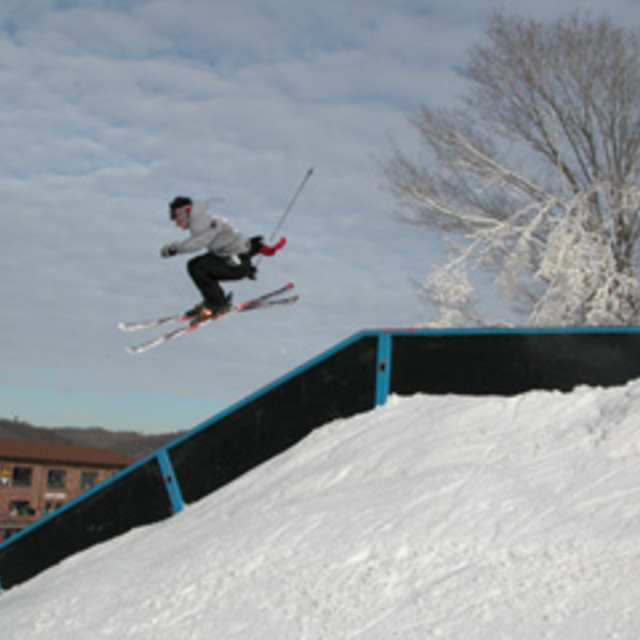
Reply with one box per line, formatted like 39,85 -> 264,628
173,201 -> 250,258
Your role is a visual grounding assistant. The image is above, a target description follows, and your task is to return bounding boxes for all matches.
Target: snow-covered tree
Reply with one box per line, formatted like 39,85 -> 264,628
383,12 -> 640,326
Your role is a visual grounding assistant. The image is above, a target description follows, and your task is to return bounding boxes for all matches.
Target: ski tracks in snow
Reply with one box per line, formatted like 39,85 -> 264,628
4,384 -> 640,639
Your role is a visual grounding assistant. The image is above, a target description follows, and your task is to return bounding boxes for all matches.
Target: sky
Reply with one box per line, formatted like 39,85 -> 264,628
1,0 -> 639,434
3,382 -> 640,637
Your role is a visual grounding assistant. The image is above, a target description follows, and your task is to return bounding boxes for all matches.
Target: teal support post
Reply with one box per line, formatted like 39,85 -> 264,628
157,449 -> 184,515
375,332 -> 392,406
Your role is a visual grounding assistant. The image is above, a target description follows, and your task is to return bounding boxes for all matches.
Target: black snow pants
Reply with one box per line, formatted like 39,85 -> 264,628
187,253 -> 252,309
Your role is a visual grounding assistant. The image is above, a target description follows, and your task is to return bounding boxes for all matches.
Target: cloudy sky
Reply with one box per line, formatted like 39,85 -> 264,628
1,0 -> 638,434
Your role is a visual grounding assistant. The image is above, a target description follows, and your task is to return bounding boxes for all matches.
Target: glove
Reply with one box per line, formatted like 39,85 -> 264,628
248,236 -> 264,257
161,244 -> 178,258
257,236 -> 287,257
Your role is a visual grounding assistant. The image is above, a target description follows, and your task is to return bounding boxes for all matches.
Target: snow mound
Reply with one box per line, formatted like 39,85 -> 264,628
3,381 -> 640,639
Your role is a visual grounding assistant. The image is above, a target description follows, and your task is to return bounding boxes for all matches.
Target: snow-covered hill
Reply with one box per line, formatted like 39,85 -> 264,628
2,381 -> 640,639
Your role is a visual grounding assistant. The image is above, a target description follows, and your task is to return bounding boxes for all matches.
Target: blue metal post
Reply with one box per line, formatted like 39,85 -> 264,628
156,449 -> 185,515
375,332 -> 392,406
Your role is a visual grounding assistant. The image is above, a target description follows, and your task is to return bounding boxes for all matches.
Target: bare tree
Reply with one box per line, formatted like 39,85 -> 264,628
383,12 -> 640,326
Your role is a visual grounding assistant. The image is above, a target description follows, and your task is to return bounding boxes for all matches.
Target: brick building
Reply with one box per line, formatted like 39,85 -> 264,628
0,439 -> 132,542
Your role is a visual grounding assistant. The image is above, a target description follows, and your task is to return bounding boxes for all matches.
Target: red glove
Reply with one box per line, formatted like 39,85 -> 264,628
258,236 -> 287,256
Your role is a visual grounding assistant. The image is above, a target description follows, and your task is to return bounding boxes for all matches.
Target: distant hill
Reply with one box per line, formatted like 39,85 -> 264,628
0,418 -> 185,460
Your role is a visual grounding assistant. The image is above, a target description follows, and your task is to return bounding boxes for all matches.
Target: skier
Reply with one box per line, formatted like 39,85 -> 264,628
161,196 -> 286,322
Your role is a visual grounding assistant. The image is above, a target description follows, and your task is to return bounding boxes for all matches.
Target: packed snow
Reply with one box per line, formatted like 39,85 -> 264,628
3,381 -> 640,639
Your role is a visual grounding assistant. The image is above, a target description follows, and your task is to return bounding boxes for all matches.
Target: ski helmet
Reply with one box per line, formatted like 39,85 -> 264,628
169,196 -> 193,220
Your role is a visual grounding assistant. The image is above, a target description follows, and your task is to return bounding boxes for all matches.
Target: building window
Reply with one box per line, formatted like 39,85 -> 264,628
9,500 -> 35,516
47,468 -> 67,489
80,471 -> 98,491
1,527 -> 22,542
44,501 -> 64,514
12,466 -> 33,487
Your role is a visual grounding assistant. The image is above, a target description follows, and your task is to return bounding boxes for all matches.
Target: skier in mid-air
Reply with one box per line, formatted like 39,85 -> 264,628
161,196 -> 286,322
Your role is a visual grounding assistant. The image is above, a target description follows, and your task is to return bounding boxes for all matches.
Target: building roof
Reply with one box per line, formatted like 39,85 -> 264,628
0,439 -> 132,468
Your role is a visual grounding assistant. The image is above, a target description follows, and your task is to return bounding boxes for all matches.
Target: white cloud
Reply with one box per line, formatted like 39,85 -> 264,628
0,0 -> 638,431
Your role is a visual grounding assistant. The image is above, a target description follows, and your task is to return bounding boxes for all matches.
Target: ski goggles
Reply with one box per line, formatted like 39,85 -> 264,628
171,205 -> 191,224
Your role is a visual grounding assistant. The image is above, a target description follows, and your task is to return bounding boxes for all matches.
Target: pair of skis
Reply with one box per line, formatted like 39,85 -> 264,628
119,283 -> 297,354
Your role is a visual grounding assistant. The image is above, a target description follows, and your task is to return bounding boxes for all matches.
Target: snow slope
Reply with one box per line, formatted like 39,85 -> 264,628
2,381 -> 640,639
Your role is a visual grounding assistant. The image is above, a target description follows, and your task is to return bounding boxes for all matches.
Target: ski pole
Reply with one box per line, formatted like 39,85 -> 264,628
256,167 -> 314,265
267,166 -> 314,243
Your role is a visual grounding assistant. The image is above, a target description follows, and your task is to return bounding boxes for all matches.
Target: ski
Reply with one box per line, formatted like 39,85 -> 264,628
118,312 -> 191,332
124,284 -> 297,354
126,295 -> 298,355
119,282 -> 294,332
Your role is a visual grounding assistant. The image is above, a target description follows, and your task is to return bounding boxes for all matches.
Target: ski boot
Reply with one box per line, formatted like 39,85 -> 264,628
191,293 -> 233,324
